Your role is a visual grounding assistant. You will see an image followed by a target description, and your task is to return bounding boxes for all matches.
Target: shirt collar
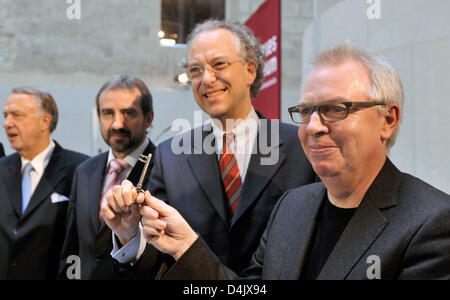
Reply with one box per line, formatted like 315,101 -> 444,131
210,106 -> 259,141
107,139 -> 149,169
21,139 -> 56,176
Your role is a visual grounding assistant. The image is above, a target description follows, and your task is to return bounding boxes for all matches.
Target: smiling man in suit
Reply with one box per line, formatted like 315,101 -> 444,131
137,42 -> 450,280
0,87 -> 88,280
102,20 -> 316,277
59,75 -> 156,279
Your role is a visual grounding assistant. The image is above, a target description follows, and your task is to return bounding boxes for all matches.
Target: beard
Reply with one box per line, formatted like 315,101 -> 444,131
105,128 -> 141,154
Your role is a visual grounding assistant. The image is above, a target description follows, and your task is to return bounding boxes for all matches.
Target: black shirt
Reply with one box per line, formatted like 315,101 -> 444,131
300,195 -> 357,280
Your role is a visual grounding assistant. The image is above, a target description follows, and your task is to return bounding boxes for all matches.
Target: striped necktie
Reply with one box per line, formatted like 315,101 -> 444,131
219,132 -> 242,218
99,159 -> 129,220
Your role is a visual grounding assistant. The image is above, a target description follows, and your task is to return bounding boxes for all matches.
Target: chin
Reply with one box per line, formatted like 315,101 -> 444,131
312,162 -> 340,178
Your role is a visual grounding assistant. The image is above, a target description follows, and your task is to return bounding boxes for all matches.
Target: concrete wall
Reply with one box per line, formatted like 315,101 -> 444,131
302,0 -> 450,194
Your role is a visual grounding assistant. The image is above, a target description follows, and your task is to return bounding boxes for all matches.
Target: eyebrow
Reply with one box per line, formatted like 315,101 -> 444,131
299,97 -> 351,105
188,55 -> 232,66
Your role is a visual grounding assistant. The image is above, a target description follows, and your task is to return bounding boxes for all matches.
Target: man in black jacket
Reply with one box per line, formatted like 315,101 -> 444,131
59,75 -> 157,279
0,87 -> 88,279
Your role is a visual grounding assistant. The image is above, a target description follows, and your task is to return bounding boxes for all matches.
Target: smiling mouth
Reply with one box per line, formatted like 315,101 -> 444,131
204,88 -> 227,98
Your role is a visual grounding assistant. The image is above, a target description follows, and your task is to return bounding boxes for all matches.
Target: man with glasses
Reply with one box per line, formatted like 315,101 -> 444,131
102,20 -> 316,276
135,42 -> 450,280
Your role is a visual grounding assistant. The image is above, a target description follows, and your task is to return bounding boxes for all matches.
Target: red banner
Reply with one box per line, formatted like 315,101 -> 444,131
245,0 -> 281,120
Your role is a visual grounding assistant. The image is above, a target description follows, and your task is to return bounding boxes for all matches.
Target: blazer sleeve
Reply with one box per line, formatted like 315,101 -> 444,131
398,207 -> 450,280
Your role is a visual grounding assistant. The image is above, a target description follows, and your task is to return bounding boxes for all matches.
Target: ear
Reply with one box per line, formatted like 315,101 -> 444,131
40,114 -> 52,132
145,111 -> 154,129
380,103 -> 400,143
246,60 -> 257,86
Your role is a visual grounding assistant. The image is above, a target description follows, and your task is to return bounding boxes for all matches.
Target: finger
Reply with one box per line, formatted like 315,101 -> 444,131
142,226 -> 163,240
135,192 -> 146,204
144,191 -> 174,216
112,185 -> 126,212
101,203 -> 116,221
141,217 -> 167,231
140,206 -> 159,220
121,180 -> 136,206
106,191 -> 120,213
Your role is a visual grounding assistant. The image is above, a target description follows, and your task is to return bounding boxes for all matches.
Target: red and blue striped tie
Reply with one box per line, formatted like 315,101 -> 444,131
219,132 -> 242,218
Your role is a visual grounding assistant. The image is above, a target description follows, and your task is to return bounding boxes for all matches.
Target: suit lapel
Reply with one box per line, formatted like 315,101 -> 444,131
22,143 -> 67,218
186,125 -> 229,225
233,119 -> 286,225
88,153 -> 108,233
317,158 -> 400,280
0,154 -> 23,217
281,186 -> 325,279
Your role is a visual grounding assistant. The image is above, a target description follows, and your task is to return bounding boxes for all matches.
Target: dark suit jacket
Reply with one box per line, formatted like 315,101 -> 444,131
133,118 -> 316,275
0,142 -> 88,280
59,140 -> 156,280
162,158 -> 450,280
0,143 -> 5,157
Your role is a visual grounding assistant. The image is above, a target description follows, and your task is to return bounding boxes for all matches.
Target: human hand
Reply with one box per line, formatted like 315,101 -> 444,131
140,192 -> 198,261
101,180 -> 145,246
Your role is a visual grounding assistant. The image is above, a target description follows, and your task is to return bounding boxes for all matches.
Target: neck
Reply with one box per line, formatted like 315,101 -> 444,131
20,137 -> 51,161
217,102 -> 252,132
322,156 -> 386,208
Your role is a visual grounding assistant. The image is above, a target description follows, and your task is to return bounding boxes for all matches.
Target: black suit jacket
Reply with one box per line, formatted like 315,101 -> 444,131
59,140 -> 156,279
132,118 -> 316,276
162,159 -> 450,280
0,142 -> 88,279
0,143 -> 5,157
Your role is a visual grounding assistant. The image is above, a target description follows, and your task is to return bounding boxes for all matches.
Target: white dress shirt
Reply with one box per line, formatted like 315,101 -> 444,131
111,107 -> 261,264
20,139 -> 56,196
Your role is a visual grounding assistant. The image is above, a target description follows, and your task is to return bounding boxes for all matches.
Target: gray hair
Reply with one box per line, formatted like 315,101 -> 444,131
96,74 -> 153,116
187,20 -> 266,99
11,87 -> 59,133
312,41 -> 404,150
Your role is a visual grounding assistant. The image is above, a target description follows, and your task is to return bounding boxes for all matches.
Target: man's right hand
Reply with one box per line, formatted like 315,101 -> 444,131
101,180 -> 146,246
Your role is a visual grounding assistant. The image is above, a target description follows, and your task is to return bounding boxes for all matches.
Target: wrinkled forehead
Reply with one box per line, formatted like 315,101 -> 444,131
301,61 -> 372,104
4,93 -> 40,111
188,29 -> 242,63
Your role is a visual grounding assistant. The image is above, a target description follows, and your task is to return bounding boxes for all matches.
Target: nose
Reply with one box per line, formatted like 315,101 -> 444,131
202,67 -> 217,84
111,113 -> 125,130
3,115 -> 12,129
305,111 -> 329,136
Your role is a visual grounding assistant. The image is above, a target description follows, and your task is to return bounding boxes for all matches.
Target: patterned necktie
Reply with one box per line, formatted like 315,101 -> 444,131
21,162 -> 34,214
219,132 -> 242,218
100,159 -> 129,220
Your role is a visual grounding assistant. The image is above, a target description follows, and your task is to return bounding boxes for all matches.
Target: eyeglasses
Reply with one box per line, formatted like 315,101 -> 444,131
187,59 -> 243,82
288,101 -> 386,124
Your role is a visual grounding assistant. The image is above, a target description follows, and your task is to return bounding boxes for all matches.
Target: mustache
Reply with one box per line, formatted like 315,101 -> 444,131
107,128 -> 131,138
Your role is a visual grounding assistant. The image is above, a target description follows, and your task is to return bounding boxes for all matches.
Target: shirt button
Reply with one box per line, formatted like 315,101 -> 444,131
12,229 -> 17,236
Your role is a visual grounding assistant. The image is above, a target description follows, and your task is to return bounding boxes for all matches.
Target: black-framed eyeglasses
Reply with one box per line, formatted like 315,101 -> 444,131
288,101 -> 386,124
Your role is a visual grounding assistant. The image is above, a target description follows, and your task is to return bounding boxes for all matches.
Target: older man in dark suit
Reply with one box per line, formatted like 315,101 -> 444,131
102,20 -> 316,276
138,42 -> 450,280
59,75 -> 157,280
0,88 -> 88,280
